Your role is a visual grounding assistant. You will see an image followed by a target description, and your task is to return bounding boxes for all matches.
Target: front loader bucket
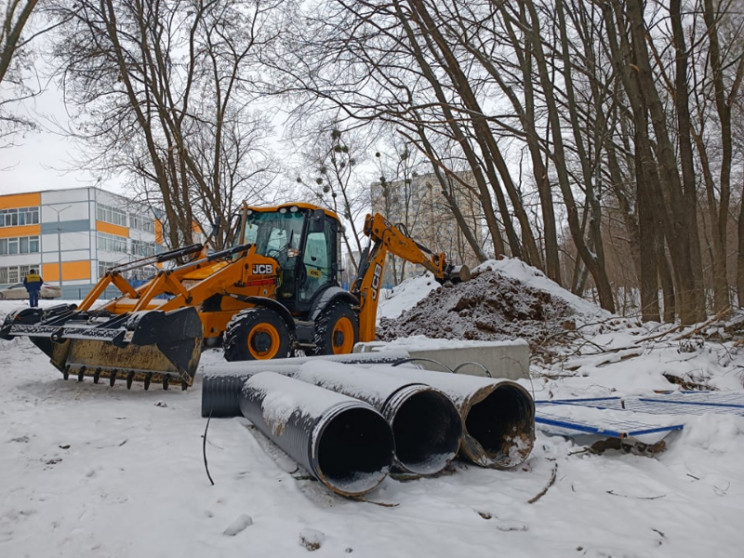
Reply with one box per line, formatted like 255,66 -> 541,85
1,306 -> 204,390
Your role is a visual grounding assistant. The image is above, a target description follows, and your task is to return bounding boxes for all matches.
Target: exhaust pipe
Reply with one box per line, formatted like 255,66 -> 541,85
381,366 -> 535,468
238,372 -> 394,497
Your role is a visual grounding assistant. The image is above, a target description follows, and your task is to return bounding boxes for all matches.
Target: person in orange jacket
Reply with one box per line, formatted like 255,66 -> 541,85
23,269 -> 44,308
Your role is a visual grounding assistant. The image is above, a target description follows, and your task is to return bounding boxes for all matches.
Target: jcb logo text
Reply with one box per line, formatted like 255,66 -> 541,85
371,263 -> 382,300
252,264 -> 274,275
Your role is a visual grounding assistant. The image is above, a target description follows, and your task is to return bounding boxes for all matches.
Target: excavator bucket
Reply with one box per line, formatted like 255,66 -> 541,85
0,305 -> 203,390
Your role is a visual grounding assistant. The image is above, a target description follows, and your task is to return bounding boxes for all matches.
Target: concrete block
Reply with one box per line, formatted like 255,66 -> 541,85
353,339 -> 530,380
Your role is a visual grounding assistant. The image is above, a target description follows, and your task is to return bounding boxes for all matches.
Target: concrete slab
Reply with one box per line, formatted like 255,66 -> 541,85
353,339 -> 530,380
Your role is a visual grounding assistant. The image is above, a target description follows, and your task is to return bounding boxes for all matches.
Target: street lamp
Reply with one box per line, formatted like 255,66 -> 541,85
47,204 -> 72,294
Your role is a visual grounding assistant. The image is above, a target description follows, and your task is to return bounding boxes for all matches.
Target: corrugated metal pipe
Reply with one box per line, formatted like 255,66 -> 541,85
202,356 -> 535,470
382,366 -> 535,468
202,362 -> 462,476
291,362 -> 462,476
238,372 -> 394,497
200,349 -> 417,418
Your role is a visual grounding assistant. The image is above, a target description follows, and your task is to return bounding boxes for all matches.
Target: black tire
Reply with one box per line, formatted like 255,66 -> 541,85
310,300 -> 359,356
223,307 -> 293,361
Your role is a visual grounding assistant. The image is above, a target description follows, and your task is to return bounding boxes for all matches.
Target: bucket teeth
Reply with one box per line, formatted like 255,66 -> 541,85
19,306 -> 202,391
53,367 -> 193,391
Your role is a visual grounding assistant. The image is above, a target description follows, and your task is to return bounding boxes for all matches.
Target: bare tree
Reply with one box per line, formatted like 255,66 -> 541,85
1,0 -> 42,145
0,0 -> 36,85
295,123 -> 370,276
49,0 -> 280,249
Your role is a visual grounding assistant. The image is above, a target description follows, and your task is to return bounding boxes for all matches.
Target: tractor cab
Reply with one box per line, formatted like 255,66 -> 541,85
238,203 -> 341,312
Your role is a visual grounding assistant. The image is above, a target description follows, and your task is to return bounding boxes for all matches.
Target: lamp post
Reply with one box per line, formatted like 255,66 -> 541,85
48,204 -> 72,295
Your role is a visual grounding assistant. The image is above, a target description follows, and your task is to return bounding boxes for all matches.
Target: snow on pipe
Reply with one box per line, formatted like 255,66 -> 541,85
291,362 -> 462,476
200,348 -> 417,418
202,355 -> 535,469
381,366 -> 535,468
202,363 -> 463,476
203,349 -> 413,377
238,372 -> 395,498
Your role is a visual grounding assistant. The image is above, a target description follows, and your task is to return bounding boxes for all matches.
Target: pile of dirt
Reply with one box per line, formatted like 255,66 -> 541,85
376,268 -> 579,351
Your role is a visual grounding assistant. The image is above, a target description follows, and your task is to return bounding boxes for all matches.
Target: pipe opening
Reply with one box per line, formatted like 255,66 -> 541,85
316,407 -> 394,493
465,384 -> 535,468
390,390 -> 462,475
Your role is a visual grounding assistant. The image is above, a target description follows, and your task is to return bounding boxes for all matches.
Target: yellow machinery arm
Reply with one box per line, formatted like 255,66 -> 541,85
351,213 -> 470,342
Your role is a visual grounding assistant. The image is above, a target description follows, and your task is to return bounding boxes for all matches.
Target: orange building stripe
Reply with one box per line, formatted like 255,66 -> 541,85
155,219 -> 163,244
42,260 -> 91,282
0,192 -> 41,209
97,220 -> 129,237
0,224 -> 41,238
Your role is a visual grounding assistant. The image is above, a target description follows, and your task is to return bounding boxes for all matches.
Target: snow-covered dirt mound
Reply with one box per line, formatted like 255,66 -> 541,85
377,258 -> 605,351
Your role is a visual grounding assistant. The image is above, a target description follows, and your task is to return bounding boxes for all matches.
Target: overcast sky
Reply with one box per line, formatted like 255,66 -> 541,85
0,80 -> 106,197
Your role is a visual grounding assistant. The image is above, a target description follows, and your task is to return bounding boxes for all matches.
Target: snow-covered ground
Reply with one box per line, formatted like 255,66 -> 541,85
2,267 -> 744,557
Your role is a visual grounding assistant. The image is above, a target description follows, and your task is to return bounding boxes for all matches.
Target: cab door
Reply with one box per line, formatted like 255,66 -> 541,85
298,212 -> 337,303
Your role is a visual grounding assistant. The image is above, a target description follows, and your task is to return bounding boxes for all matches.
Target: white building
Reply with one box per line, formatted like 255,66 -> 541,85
0,187 -> 163,299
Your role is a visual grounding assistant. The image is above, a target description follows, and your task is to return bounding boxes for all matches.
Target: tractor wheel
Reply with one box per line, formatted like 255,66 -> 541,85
310,301 -> 358,356
223,307 -> 293,361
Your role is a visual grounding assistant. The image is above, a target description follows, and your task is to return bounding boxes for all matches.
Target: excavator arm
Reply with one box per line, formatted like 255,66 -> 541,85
351,213 -> 470,342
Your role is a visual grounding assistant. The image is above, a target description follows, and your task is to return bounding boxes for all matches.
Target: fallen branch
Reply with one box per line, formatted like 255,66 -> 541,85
527,463 -> 557,504
672,310 -> 729,341
606,490 -> 665,500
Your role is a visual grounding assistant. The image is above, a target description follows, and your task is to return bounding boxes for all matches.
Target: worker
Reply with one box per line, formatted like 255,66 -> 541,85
23,269 -> 44,308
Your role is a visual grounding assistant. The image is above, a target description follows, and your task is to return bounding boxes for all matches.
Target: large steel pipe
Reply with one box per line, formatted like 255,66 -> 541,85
205,349 -> 413,377
202,374 -> 247,418
201,349 -> 414,418
293,361 -> 462,476
202,362 -> 462,476
202,357 -> 535,469
381,366 -> 535,468
238,372 -> 394,497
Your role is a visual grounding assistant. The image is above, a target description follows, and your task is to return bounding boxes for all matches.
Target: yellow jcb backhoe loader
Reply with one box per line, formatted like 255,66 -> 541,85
0,202 -> 469,390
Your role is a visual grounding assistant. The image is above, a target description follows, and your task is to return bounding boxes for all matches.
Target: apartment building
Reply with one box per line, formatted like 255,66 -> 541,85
370,170 -> 484,286
0,187 -> 163,299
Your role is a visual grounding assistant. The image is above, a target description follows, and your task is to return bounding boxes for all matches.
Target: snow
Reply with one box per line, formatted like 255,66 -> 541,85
244,371 -> 358,436
474,258 -> 608,317
377,273 -> 440,319
2,259 -> 744,557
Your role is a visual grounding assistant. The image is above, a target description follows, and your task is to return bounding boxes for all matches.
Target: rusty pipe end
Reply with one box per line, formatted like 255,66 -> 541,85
382,384 -> 462,476
459,381 -> 535,469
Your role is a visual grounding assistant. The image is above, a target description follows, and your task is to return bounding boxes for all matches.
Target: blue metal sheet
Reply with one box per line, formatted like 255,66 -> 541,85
534,409 -> 683,439
535,391 -> 744,439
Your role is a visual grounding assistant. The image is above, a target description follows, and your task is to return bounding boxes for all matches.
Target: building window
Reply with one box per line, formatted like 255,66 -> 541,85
0,207 -> 39,227
97,232 -> 128,253
0,265 -> 31,285
130,213 -> 154,234
98,260 -> 120,278
97,203 -> 128,227
0,236 -> 40,255
131,239 -> 155,257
